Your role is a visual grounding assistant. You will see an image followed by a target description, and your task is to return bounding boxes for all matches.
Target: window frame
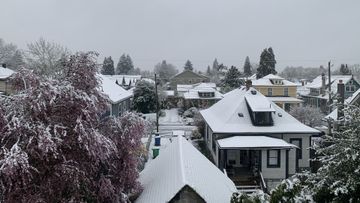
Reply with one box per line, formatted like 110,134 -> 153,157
284,87 -> 289,96
267,149 -> 280,168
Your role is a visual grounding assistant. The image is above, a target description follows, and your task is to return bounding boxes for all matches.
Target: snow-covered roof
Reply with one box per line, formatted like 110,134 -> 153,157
177,84 -> 193,92
164,90 -> 175,97
326,88 -> 360,120
98,74 -> 132,104
136,136 -> 237,203
263,74 -> 284,80
252,74 -> 297,86
200,87 -> 320,134
0,66 -> 15,79
267,97 -> 303,103
245,92 -> 276,112
183,90 -> 223,100
306,75 -> 353,89
105,75 -> 141,87
217,136 -> 297,149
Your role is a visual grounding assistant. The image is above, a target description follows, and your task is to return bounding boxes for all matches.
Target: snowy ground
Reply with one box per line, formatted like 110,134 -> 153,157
159,108 -> 182,124
158,108 -> 196,134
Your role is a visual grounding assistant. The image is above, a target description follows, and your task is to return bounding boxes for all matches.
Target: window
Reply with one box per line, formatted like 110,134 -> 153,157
267,149 -> 280,168
268,88 -> 272,96
290,138 -> 302,159
284,87 -> 289,96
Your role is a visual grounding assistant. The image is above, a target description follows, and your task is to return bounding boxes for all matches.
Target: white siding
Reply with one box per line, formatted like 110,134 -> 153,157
261,149 -> 286,180
283,134 -> 311,168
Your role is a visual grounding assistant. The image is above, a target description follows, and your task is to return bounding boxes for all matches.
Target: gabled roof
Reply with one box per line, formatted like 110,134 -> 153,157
180,83 -> 223,100
171,70 -> 209,80
0,66 -> 15,79
201,87 -> 320,134
136,136 -> 237,203
98,74 -> 132,104
306,75 -> 353,89
252,74 -> 297,86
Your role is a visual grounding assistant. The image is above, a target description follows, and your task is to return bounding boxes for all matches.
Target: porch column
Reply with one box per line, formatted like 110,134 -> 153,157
219,149 -> 226,171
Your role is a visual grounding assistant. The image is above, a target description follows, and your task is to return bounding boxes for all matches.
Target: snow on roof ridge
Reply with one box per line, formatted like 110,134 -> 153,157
178,136 -> 187,185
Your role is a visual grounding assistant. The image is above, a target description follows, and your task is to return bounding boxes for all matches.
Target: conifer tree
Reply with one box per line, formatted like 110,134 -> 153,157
184,60 -> 194,71
340,64 -> 351,75
223,66 -> 242,88
116,54 -> 134,74
212,58 -> 219,72
256,47 -> 277,79
206,65 -> 211,76
243,56 -> 252,77
100,56 -> 115,75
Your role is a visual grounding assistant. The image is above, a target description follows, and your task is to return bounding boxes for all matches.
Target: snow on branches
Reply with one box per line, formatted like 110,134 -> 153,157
0,52 -> 146,203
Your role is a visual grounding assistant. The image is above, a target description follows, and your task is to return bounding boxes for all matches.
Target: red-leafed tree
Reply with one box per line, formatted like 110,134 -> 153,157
0,52 -> 146,203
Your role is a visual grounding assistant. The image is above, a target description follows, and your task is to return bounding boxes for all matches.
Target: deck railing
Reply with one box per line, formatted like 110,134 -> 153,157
259,171 -> 267,193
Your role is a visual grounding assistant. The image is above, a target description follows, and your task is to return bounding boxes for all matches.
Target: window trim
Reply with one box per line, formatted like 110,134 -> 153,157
284,87 -> 289,96
267,149 -> 280,168
290,138 -> 302,159
268,88 -> 273,96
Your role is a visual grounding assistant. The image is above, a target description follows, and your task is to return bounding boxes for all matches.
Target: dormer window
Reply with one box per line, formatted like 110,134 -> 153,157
198,91 -> 215,98
244,94 -> 275,126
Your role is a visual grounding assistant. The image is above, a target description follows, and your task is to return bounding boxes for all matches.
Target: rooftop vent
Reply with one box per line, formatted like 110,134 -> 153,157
250,90 -> 257,95
238,113 -> 244,117
278,113 -> 282,117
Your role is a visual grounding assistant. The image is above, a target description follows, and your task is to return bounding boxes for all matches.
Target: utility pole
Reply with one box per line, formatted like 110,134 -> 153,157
155,74 -> 159,133
328,61 -> 332,112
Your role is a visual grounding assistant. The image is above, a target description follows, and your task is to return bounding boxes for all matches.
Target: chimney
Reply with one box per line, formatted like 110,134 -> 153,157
245,80 -> 252,90
321,73 -> 326,95
1,63 -> 6,68
337,80 -> 345,120
301,80 -> 305,86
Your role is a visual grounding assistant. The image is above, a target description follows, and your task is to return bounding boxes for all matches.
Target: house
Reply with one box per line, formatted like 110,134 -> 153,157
0,64 -> 15,95
299,73 -> 360,113
169,70 -> 210,90
251,74 -> 302,111
136,136 -> 237,203
98,74 -> 132,117
176,83 -> 223,109
200,86 -> 320,190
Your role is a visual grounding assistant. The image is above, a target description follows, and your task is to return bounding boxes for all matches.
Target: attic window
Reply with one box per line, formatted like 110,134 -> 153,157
250,90 -> 257,95
238,113 -> 244,117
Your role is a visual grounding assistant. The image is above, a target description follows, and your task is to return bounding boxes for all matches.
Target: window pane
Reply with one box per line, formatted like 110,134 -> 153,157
269,157 -> 278,165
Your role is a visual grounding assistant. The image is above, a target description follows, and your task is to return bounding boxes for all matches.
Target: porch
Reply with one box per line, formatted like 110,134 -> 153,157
217,136 -> 297,193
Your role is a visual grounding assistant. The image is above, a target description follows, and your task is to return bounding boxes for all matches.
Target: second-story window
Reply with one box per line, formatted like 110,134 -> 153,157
284,87 -> 289,96
268,88 -> 273,96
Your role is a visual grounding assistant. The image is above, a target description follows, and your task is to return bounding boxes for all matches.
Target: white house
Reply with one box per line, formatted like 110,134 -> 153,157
98,74 -> 132,116
200,86 -> 320,190
136,136 -> 237,203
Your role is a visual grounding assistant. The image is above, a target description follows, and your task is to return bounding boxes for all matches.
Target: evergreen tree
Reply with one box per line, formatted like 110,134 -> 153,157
132,80 -> 156,113
256,47 -> 277,79
212,58 -> 219,72
154,60 -> 178,84
116,54 -> 134,74
243,56 -> 252,77
302,104 -> 360,202
100,56 -> 115,75
223,66 -> 242,89
184,60 -> 194,71
122,76 -> 126,86
206,65 -> 211,76
340,64 -> 351,75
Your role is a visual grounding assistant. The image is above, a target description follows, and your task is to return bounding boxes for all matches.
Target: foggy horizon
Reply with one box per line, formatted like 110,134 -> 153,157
1,0 -> 359,72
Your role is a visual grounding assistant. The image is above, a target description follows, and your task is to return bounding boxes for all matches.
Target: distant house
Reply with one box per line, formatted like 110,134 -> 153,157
177,83 -> 223,109
0,64 -> 15,95
251,74 -> 302,111
169,70 -> 210,90
136,136 -> 237,203
299,74 -> 360,113
200,86 -> 320,190
98,74 -> 132,117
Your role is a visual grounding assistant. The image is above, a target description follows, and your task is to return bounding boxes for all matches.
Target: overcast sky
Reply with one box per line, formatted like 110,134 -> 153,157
1,0 -> 360,71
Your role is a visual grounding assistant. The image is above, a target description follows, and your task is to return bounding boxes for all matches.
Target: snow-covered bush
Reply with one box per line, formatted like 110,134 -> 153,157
132,80 -> 157,113
183,107 -> 199,118
0,52 -> 146,202
231,190 -> 269,203
270,178 -> 312,203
